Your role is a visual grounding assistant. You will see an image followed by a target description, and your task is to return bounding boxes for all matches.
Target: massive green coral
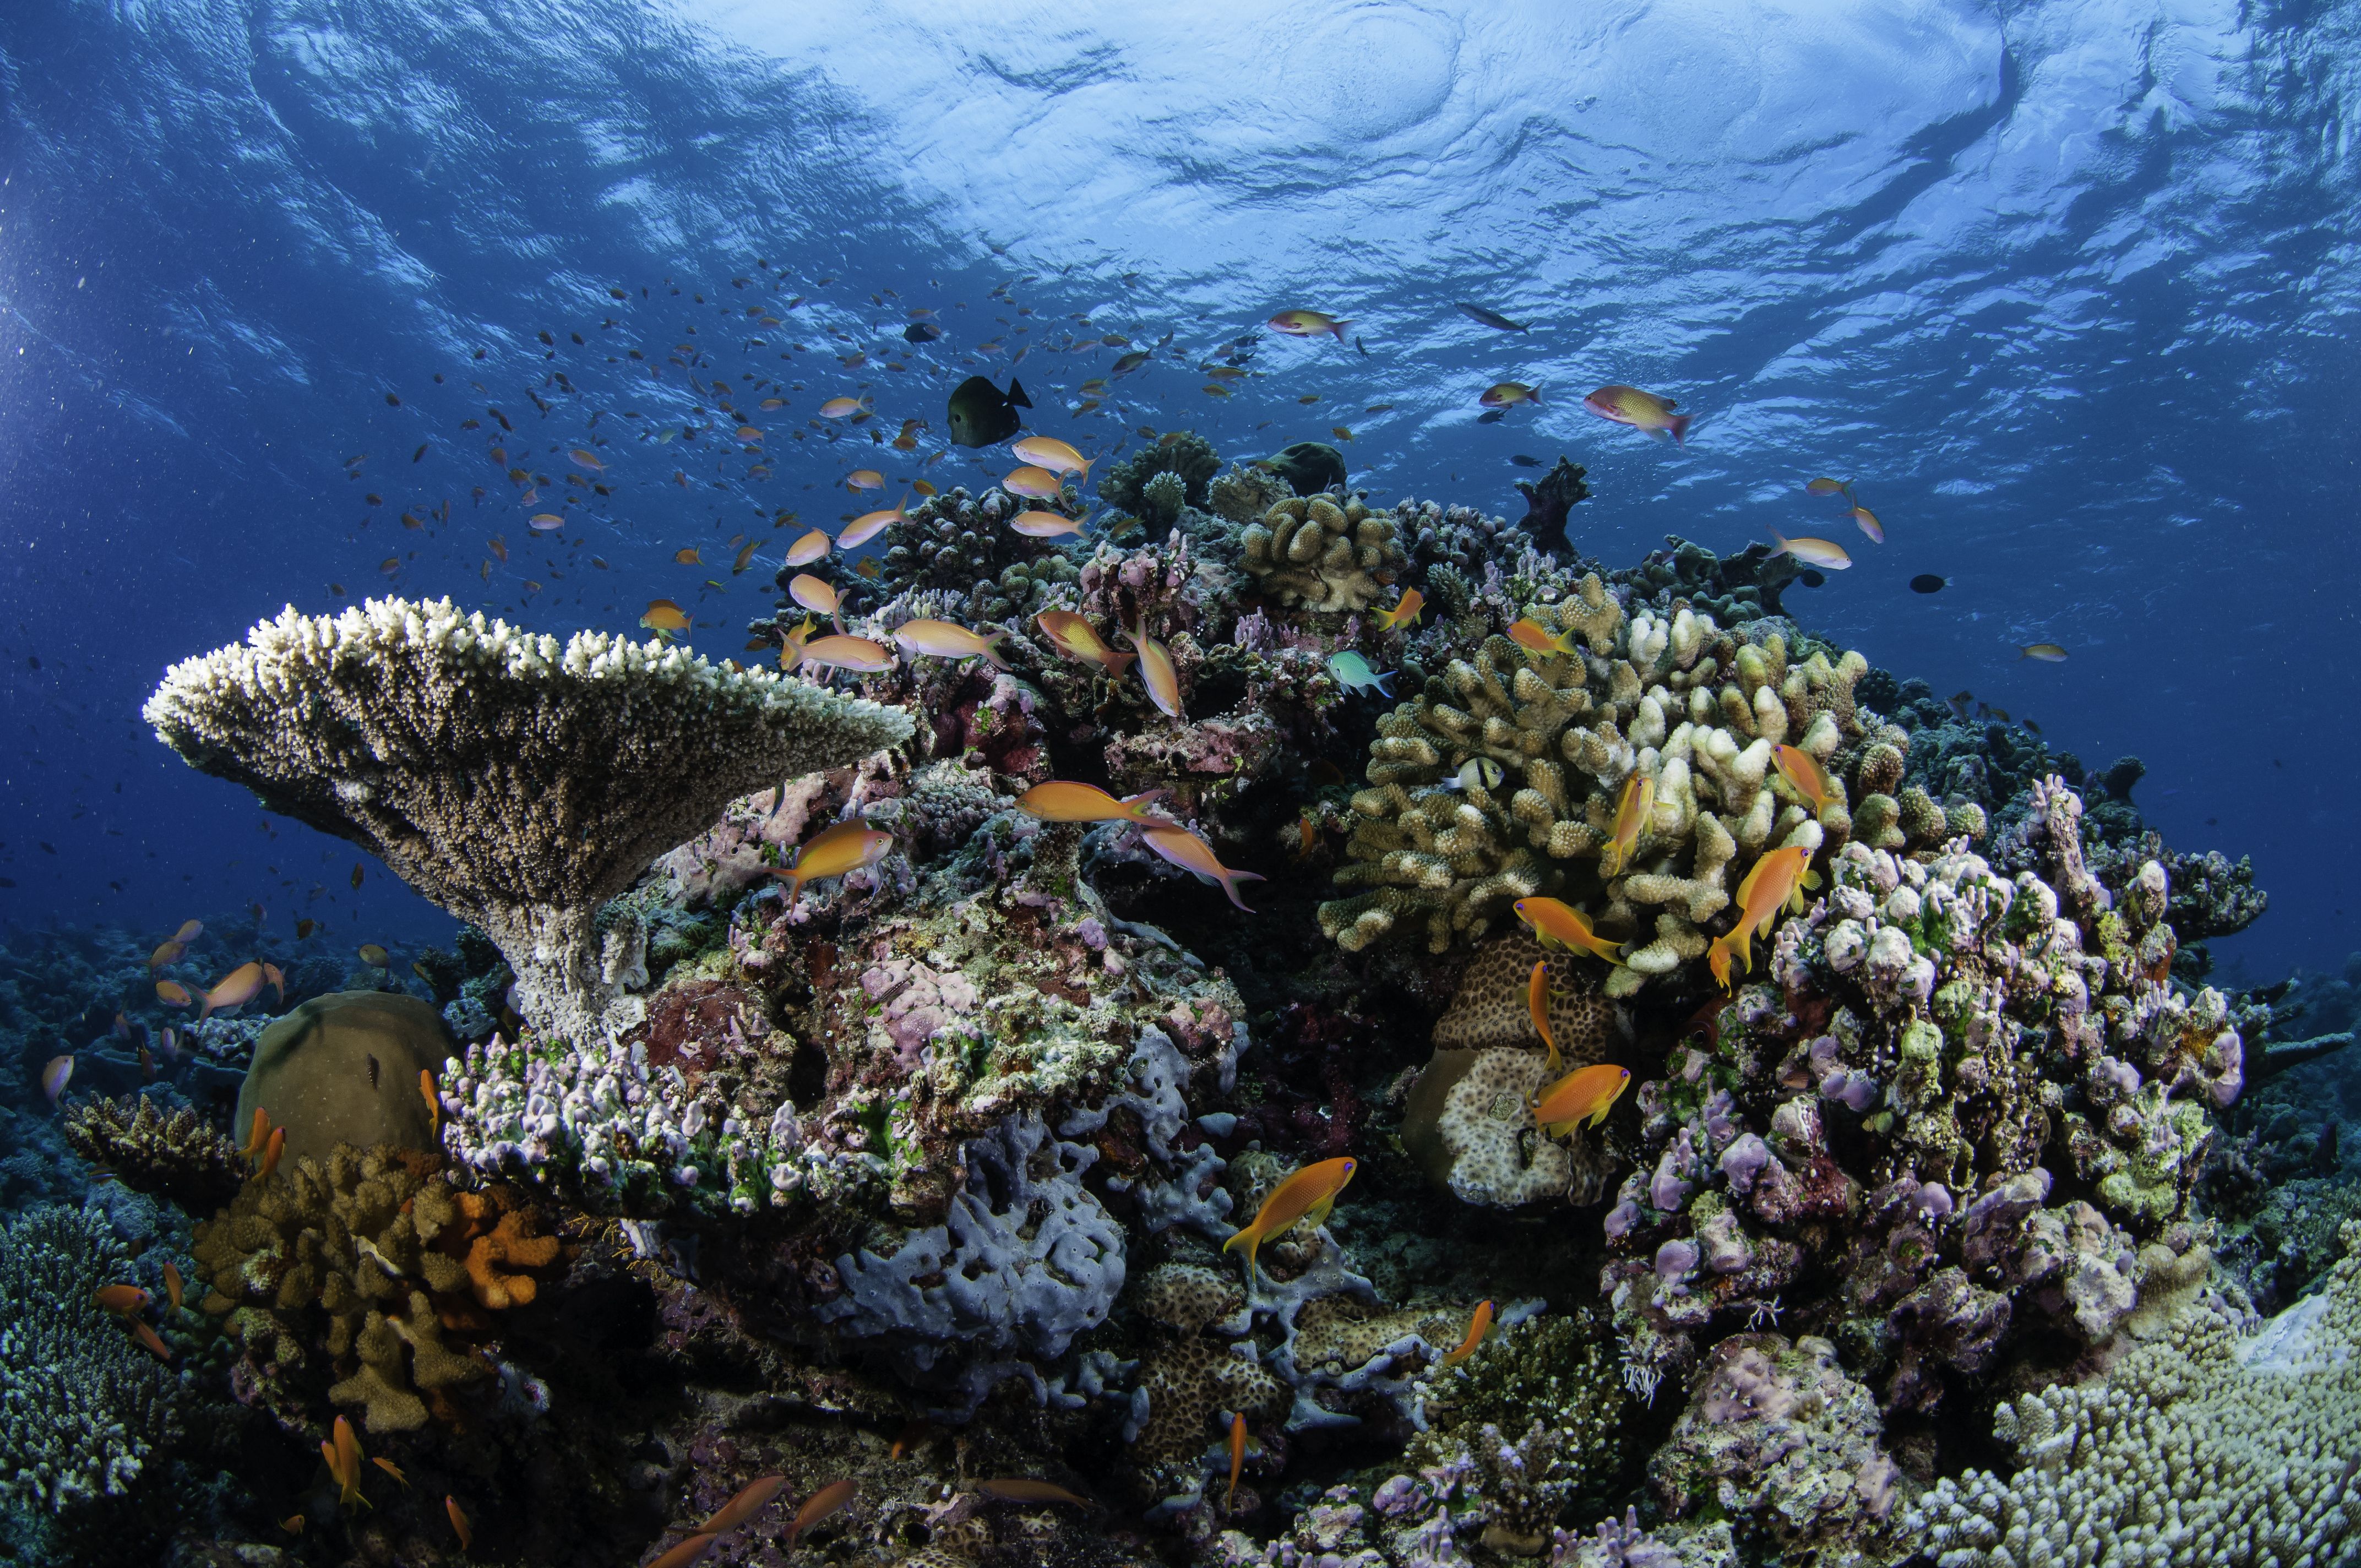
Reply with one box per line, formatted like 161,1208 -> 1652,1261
1319,578 -> 1977,994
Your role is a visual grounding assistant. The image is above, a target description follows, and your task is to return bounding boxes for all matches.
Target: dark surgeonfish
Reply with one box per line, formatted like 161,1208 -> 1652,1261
948,375 -> 1031,447
1455,302 -> 1528,331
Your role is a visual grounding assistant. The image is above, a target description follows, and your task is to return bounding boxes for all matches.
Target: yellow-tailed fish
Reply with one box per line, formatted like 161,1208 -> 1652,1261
1479,382 -> 1540,408
41,1054 -> 72,1104
1506,618 -> 1581,659
569,448 -> 604,471
262,962 -> 285,1001
1002,464 -> 1064,500
1600,773 -> 1655,878
769,820 -> 894,900
788,574 -> 841,616
1123,618 -> 1183,718
358,943 -> 389,966
796,634 -> 893,673
1850,505 -> 1885,543
1439,1299 -> 1495,1369
1227,1411 -> 1247,1509
373,1457 -> 409,1488
1035,610 -> 1134,677
785,527 -> 833,566
1581,384 -> 1690,444
698,1474 -> 787,1534
786,1479 -> 857,1547
1766,531 -> 1851,570
200,961 -> 265,1020
529,513 -> 563,532
1014,782 -> 1168,825
2019,643 -> 2068,662
732,539 -> 758,574
445,1495 -> 472,1550
1143,826 -> 1265,913
776,614 -> 818,673
893,618 -> 1010,668
1373,587 -> 1424,631
1805,476 -> 1851,497
1009,508 -> 1091,539
1010,435 -> 1091,477
641,599 -> 691,633
1707,846 -> 1820,990
1528,961 -> 1561,1075
1532,1064 -> 1631,1137
1513,898 -> 1625,966
1222,1156 -> 1356,1280
1771,744 -> 1835,815
155,979 -> 193,1008
837,499 -> 907,549
1267,309 -> 1350,341
331,1415 -> 368,1510
846,469 -> 884,491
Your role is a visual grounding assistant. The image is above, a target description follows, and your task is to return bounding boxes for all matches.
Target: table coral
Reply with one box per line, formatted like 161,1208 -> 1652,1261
1239,493 -> 1406,612
61,1092 -> 244,1213
0,1204 -> 186,1513
1911,1222 -> 2361,1568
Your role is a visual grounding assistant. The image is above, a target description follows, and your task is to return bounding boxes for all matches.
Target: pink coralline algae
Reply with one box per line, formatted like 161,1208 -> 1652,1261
859,956 -> 981,1066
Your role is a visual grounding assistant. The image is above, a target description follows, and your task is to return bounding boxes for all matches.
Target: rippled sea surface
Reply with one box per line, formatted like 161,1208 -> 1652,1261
1,0 -> 2355,968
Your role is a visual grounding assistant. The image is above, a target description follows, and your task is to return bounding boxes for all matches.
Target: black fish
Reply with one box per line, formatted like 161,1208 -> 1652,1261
1476,410 -> 1506,424
1455,302 -> 1528,332
947,375 -> 1031,447
1510,454 -> 1541,467
1910,574 -> 1946,594
904,322 -> 943,343
1799,569 -> 1826,587
1354,336 -> 1369,356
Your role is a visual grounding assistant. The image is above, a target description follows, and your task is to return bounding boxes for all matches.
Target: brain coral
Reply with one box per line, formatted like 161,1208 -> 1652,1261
1238,494 -> 1406,612
1320,581 -> 1897,995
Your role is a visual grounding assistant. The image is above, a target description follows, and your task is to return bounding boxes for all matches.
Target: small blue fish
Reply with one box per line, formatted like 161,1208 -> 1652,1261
1327,651 -> 1395,698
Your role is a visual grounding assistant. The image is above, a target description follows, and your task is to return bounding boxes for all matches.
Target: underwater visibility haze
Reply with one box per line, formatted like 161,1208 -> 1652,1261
2,1 -> 2359,1564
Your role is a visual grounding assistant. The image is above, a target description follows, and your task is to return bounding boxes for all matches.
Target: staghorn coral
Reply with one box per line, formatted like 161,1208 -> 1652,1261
191,1141 -> 564,1433
0,1204 -> 186,1513
62,1093 -> 244,1213
1911,1222 -> 2361,1568
1239,493 -> 1406,612
1321,584 -> 1880,995
143,596 -> 911,1044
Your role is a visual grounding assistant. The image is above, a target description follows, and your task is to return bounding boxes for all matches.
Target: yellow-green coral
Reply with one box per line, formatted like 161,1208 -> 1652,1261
1238,494 -> 1405,612
1320,582 -> 1892,994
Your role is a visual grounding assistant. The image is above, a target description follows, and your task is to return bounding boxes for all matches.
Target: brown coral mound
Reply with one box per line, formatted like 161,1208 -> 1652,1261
237,990 -> 448,1163
1430,930 -> 1618,1061
62,1093 -> 244,1212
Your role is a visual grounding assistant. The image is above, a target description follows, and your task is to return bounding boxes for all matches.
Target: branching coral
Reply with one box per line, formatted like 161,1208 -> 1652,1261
1911,1222 -> 2361,1568
1320,584 -> 1890,995
144,597 -> 911,1043
62,1093 -> 244,1213
0,1205 -> 186,1513
867,484 -> 1084,623
1239,494 -> 1406,612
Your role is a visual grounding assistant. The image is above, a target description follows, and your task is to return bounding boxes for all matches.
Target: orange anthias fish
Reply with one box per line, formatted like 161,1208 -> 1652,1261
1011,435 -> 1091,477
373,1457 -> 409,1488
770,820 -> 894,901
649,1536 -> 717,1568
1600,773 -> 1655,878
1582,384 -> 1691,444
1707,846 -> 1821,991
1373,587 -> 1424,631
155,979 -> 193,1008
788,573 -> 841,616
785,527 -> 833,567
837,499 -> 909,549
1513,898 -> 1624,966
95,1284 -> 149,1314
698,1474 -> 787,1533
148,939 -> 184,971
199,961 -> 266,1020
1268,309 -> 1350,341
1532,1064 -> 1632,1138
641,599 -> 691,634
259,1124 -> 288,1180
239,1108 -> 272,1163
262,962 -> 285,1001
41,1054 -> 72,1105
1528,961 -> 1562,1075
421,1070 -> 440,1134
846,468 -> 884,491
1771,745 -> 1835,816
1850,505 -> 1885,543
1123,618 -> 1183,718
325,1415 -> 368,1510
162,1261 -> 184,1311
978,1478 -> 1089,1507
787,1479 -> 858,1547
1143,826 -> 1265,913
1222,1156 -> 1356,1282
1440,1299 -> 1495,1369
1002,464 -> 1065,500
796,634 -> 894,673
172,918 -> 203,943
1226,1411 -> 1248,1510
1014,782 -> 1169,825
892,619 -> 1010,669
130,1320 -> 173,1361
1035,611 -> 1135,678
1506,618 -> 1580,660
1766,531 -> 1851,571
445,1495 -> 472,1549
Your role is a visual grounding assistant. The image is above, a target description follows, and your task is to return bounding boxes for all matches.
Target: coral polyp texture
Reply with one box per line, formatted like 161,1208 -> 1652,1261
1239,493 -> 1407,611
142,596 -> 911,1042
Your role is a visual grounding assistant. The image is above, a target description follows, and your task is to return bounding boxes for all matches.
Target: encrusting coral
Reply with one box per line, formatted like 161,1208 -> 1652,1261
1910,1221 -> 2361,1568
1239,493 -> 1407,612
143,596 -> 912,1043
192,1141 -> 566,1433
1320,579 -> 1915,996
62,1093 -> 245,1213
0,1204 -> 187,1513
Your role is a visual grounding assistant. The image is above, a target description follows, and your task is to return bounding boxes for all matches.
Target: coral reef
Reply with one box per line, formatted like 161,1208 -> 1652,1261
61,1093 -> 246,1213
144,596 -> 911,1044
864,483 -> 1086,623
237,989 -> 451,1162
1239,493 -> 1407,612
1100,431 -> 1222,515
1911,1223 -> 2361,1568
1513,456 -> 1592,552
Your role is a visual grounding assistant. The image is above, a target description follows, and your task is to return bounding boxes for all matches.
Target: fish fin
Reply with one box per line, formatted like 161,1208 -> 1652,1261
1120,788 -> 1168,822
1530,386 -> 1542,404
981,627 -> 1011,671
1008,378 -> 1031,409
1588,1102 -> 1614,1130
1103,650 -> 1137,677
1301,1194 -> 1337,1230
1667,414 -> 1690,444
1374,672 -> 1395,696
1539,1117 -> 1579,1139
1221,869 -> 1267,914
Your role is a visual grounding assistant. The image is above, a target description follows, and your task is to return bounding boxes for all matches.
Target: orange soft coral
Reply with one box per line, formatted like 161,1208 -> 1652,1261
462,1206 -> 561,1310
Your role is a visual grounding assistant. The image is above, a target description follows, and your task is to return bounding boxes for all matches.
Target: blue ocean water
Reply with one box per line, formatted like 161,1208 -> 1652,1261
2,1 -> 2356,972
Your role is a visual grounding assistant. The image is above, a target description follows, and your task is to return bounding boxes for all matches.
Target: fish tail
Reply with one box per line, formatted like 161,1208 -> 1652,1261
1329,319 -> 1351,341
1120,788 -> 1168,823
1222,1226 -> 1261,1282
982,628 -> 1011,671
1103,650 -> 1137,678
1374,672 -> 1395,697
1766,531 -> 1790,559
1668,413 -> 1691,445
1530,386 -> 1542,404
1221,869 -> 1267,914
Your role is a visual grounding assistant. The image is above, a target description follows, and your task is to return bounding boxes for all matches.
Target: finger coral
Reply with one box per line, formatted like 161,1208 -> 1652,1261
143,597 -> 912,1044
61,1093 -> 244,1213
1238,494 -> 1406,612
